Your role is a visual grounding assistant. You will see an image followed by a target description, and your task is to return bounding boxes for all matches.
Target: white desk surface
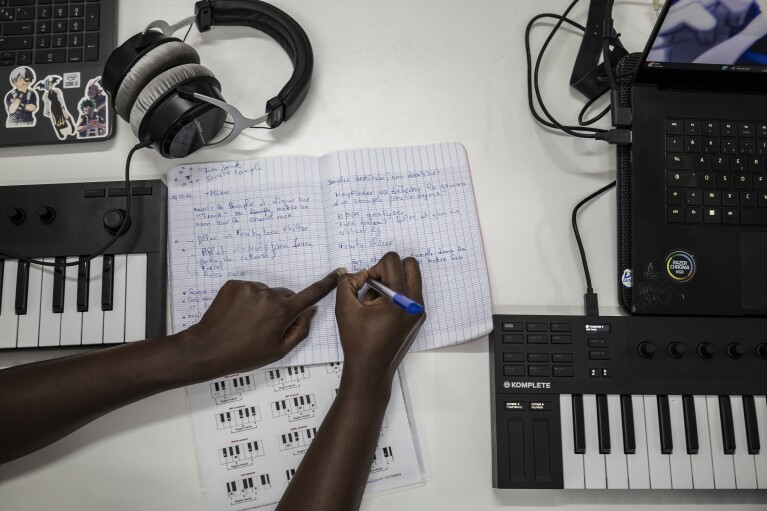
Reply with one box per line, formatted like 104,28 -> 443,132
1,0 -> 766,509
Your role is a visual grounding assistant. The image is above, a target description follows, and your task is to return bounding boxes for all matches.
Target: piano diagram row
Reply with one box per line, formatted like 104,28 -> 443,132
271,394 -> 317,420
561,394 -> 767,489
226,473 -> 271,505
209,366 -> 314,405
0,255 -> 148,349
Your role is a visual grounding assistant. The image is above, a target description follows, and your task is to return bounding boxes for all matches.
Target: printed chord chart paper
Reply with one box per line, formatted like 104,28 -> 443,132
187,364 -> 424,511
167,142 -> 492,365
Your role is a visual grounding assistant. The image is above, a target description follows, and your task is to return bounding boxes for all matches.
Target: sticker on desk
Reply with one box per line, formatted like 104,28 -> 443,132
34,75 -> 77,140
5,66 -> 39,128
74,76 -> 108,139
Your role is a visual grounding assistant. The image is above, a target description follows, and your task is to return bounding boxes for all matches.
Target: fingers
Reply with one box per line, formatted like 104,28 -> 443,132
288,270 -> 342,315
402,257 -> 424,304
282,308 -> 317,352
336,269 -> 369,310
368,252 -> 406,293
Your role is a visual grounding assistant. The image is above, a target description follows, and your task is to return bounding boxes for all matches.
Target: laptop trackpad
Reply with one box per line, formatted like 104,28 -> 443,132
741,232 -> 767,310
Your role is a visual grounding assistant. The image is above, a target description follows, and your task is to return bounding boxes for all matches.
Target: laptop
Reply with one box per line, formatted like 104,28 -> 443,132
0,0 -> 116,148
623,0 -> 767,316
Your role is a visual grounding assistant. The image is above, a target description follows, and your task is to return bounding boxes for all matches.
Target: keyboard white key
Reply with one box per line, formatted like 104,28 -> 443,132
560,394 -> 585,489
605,394 -> 628,489
103,254 -> 127,344
626,395 -> 650,489
38,258 -> 62,347
17,262 -> 42,348
691,395 -> 715,489
731,395 -> 758,489
668,395 -> 693,489
644,395 -> 672,489
707,395 -> 736,489
0,260 -> 19,349
583,394 -> 607,489
754,396 -> 767,488
81,256 -> 104,345
60,257 -> 82,346
124,254 -> 147,342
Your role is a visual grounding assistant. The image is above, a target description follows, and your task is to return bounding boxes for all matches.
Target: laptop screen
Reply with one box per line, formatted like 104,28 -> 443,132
634,0 -> 767,87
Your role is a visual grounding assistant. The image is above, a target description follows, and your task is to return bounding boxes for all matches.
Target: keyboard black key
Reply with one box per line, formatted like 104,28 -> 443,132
76,257 -> 89,312
667,154 -> 691,170
35,48 -> 65,63
620,395 -> 636,454
743,396 -> 760,455
85,2 -> 99,31
667,171 -> 697,188
741,209 -> 767,225
4,21 -> 33,35
719,395 -> 736,455
572,394 -> 586,454
597,394 -> 611,454
657,395 -> 673,454
682,395 -> 699,455
0,36 -> 32,50
101,254 -> 114,311
15,260 -> 29,315
84,31 -> 97,61
52,256 -> 65,313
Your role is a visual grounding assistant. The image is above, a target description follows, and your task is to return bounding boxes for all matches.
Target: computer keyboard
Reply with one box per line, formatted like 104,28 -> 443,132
665,118 -> 767,226
0,0 -> 102,67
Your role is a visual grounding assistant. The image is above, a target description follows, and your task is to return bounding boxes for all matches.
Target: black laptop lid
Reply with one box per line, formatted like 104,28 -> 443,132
634,0 -> 767,89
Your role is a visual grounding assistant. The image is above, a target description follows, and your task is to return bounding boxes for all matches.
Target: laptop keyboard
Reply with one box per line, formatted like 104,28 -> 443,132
666,118 -> 767,226
0,0 -> 101,67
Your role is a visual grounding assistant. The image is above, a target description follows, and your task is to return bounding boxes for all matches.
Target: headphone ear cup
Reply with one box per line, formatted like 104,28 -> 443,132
114,40 -> 200,121
129,63 -> 218,139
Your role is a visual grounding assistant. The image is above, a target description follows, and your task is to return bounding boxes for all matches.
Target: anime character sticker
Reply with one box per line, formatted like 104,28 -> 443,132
75,76 -> 109,139
5,66 -> 39,128
34,75 -> 76,140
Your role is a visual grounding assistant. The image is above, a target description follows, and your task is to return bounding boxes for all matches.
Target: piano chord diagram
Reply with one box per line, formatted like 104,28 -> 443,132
210,375 -> 256,405
279,427 -> 318,452
326,362 -> 343,376
265,365 -> 310,391
216,406 -> 262,433
226,474 -> 271,504
285,468 -> 296,481
492,314 -> 767,490
0,180 -> 167,350
371,446 -> 394,471
271,393 -> 317,421
218,440 -> 265,469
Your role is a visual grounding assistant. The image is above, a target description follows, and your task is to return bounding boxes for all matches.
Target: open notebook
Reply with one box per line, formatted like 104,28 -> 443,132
167,142 -> 492,366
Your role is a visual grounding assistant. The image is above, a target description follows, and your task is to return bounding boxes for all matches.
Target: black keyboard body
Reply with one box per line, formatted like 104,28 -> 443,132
491,314 -> 767,489
0,180 -> 167,349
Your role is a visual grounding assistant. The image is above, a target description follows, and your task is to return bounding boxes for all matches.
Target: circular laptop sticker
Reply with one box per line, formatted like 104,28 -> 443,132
665,251 -> 696,282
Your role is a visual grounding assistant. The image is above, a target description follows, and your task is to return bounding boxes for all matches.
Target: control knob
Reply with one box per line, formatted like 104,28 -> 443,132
727,342 -> 746,359
6,207 -> 26,225
103,209 -> 130,235
757,343 -> 767,359
668,342 -> 687,358
36,206 -> 56,223
697,342 -> 717,359
638,341 -> 656,359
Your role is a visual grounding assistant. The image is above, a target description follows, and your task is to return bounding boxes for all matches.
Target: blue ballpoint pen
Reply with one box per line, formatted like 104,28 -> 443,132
366,278 -> 424,315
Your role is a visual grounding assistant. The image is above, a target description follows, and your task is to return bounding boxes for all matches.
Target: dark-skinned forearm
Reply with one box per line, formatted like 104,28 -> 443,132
0,333 -> 198,465
276,373 -> 393,511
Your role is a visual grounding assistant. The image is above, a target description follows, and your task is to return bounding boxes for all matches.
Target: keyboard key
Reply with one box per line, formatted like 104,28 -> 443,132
691,396 -> 716,489
731,395 -> 758,488
703,191 -> 720,206
712,156 -> 729,171
0,260 -> 19,349
4,21 -> 33,35
17,262 -> 42,348
702,121 -> 718,136
741,209 -> 767,225
657,395 -> 673,454
605,395 -> 629,488
60,256 -> 83,346
667,171 -> 696,187
721,121 -> 736,136
740,122 -> 755,137
0,35 -> 32,50
560,395 -> 585,488
125,254 -> 147,342
743,396 -> 760,455
667,154 -> 691,170
82,255 -> 104,345
753,396 -> 767,487
583,395 -> 607,488
669,395 -> 693,489
52,256 -> 65,313
35,48 -> 65,63
692,155 -> 710,171
597,394 -> 610,454
15,260 -> 29,315
731,156 -> 747,172
704,208 -> 721,224
685,120 -> 700,135
645,395 -> 672,489
686,207 -> 702,223
666,119 -> 683,134
84,31 -> 97,60
573,394 -> 586,455
85,2 -> 99,31
683,395 -> 699,454
626,395 -> 651,488
719,396 -> 737,455
39,258 -> 61,347
76,257 -> 89,312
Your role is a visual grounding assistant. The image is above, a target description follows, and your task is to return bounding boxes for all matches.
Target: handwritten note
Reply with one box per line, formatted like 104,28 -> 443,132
168,142 -> 492,365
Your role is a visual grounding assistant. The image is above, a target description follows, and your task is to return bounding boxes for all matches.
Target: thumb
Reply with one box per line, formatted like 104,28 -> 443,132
336,269 -> 369,310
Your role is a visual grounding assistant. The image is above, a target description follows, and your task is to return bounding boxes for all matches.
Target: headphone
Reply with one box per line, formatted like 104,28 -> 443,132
103,0 -> 313,158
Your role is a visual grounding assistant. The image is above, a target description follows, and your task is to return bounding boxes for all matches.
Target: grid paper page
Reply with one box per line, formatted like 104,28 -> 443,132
319,142 -> 493,351
167,157 -> 341,366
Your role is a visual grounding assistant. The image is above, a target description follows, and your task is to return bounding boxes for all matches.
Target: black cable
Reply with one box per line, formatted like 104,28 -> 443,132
223,120 -> 274,131
0,140 -> 153,267
525,1 -> 607,137
603,0 -> 618,92
572,180 -> 616,293
182,22 -> 193,43
578,88 -> 610,126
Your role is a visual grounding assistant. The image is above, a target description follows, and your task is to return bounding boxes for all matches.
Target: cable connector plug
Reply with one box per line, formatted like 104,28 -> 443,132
584,291 -> 600,317
595,129 -> 632,145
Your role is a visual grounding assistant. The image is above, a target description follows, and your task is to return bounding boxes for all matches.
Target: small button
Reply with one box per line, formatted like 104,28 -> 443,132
526,322 -> 548,332
585,323 -> 611,333
84,188 -> 105,198
527,334 -> 548,344
551,335 -> 572,344
527,353 -> 549,362
131,186 -> 153,196
108,187 -> 127,197
551,323 -> 572,332
503,365 -> 525,377
552,353 -> 573,363
589,350 -> 611,360
503,353 -> 524,362
588,338 -> 610,348
528,365 -> 550,377
590,368 -> 600,377
529,401 -> 552,411
602,368 -> 611,377
502,334 -> 523,344
502,322 -> 523,332
505,401 -> 526,411
553,365 -> 574,377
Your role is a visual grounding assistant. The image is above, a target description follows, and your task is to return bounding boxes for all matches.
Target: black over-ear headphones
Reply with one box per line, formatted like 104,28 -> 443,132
103,0 -> 313,158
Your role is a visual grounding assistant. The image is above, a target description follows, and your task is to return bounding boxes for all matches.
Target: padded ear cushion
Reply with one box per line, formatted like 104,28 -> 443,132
129,63 -> 217,138
114,41 -> 200,120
